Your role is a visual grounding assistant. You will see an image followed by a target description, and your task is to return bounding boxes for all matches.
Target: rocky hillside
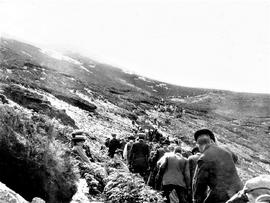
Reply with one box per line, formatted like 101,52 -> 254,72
0,37 -> 270,202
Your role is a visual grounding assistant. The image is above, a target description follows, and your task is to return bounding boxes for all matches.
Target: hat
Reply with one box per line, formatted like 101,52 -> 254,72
71,130 -> 84,138
111,133 -> 116,137
138,133 -> 145,139
174,146 -> 182,154
191,146 -> 200,154
128,136 -> 135,140
194,129 -> 215,142
72,135 -> 86,142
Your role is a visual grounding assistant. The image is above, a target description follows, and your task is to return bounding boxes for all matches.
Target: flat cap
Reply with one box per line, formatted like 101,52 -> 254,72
72,135 -> 86,142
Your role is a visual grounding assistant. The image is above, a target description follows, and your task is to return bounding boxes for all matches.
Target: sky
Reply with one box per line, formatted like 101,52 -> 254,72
0,0 -> 269,93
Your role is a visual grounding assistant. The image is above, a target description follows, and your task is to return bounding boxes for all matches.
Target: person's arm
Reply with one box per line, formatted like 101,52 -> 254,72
123,144 -> 128,160
222,145 -> 238,164
193,159 -> 208,203
129,144 -> 134,164
75,146 -> 91,164
184,159 -> 191,191
155,156 -> 168,190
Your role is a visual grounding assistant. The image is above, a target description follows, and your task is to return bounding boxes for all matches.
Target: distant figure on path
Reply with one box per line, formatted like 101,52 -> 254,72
108,133 -> 120,158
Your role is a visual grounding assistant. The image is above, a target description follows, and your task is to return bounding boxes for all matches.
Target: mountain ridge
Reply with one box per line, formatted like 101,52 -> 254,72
0,37 -> 270,202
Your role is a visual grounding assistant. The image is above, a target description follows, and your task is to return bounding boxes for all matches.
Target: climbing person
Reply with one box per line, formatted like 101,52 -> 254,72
193,129 -> 243,203
147,144 -> 166,189
129,133 -> 150,182
163,136 -> 171,145
152,128 -> 163,143
187,146 -> 201,203
123,136 -> 135,165
104,137 -> 110,148
72,135 -> 91,164
108,133 -> 120,158
156,145 -> 190,203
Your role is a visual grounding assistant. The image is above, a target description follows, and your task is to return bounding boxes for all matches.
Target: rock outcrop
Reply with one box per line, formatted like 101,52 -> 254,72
0,181 -> 45,203
0,182 -> 28,203
3,85 -> 77,128
54,93 -> 97,112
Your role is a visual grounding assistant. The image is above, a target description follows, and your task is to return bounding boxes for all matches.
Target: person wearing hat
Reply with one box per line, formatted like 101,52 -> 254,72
194,129 -> 238,163
72,135 -> 91,164
108,134 -> 120,158
129,133 -> 150,181
156,145 -> 190,203
193,129 -> 243,203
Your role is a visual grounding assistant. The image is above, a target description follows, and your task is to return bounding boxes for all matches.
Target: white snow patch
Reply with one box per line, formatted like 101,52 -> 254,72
21,51 -> 32,57
170,98 -> 186,102
138,76 -> 151,83
88,63 -> 96,68
121,69 -> 135,75
156,83 -> 167,87
22,66 -> 28,70
84,88 -> 94,96
118,79 -> 144,92
156,83 -> 168,89
40,77 -> 46,80
79,65 -> 92,73
6,69 -> 12,74
40,48 -> 82,65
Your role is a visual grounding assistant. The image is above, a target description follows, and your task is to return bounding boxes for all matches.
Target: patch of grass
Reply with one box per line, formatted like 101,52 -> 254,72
0,105 -> 78,203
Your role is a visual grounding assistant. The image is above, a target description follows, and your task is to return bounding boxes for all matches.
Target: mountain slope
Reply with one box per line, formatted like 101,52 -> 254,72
0,37 -> 270,202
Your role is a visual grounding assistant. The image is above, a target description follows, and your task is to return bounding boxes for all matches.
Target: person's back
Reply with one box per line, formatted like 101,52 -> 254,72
162,153 -> 188,188
108,136 -> 120,158
147,147 -> 165,188
130,139 -> 149,173
123,140 -> 134,163
194,144 -> 243,203
158,147 -> 190,203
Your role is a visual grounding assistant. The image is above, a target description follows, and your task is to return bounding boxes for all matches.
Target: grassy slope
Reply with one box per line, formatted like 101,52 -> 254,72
1,37 -> 270,198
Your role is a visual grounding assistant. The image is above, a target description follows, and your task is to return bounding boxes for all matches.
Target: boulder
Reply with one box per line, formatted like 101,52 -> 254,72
54,93 -> 97,112
3,85 -> 77,128
0,181 -> 28,203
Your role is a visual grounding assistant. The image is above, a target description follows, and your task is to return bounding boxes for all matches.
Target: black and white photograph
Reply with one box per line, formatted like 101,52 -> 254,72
0,0 -> 269,202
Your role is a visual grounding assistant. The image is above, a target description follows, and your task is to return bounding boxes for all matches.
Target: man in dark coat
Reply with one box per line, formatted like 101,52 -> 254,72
147,145 -> 166,188
193,129 -> 243,203
129,133 -> 150,181
108,134 -> 120,158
